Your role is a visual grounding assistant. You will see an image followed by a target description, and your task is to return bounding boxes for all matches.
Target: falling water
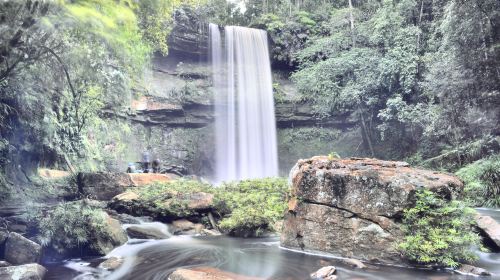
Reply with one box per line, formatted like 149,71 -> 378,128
210,24 -> 278,182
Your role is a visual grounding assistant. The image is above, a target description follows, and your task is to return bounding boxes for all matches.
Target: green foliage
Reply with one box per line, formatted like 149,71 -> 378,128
62,0 -> 150,70
135,0 -> 207,54
30,201 -> 108,253
216,177 -> 289,236
136,179 -> 215,217
138,179 -> 214,201
252,10 -> 324,65
456,155 -> 500,208
284,0 -> 500,161
0,0 -> 166,175
398,190 -> 481,268
135,178 -> 289,236
328,152 -> 340,160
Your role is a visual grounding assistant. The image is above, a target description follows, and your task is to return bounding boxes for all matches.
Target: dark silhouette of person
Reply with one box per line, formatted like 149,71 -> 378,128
152,159 -> 161,173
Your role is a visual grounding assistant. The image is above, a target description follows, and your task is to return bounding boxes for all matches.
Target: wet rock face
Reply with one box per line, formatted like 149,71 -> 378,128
90,214 -> 128,256
455,264 -> 491,276
78,172 -> 174,201
126,225 -> 170,240
5,233 -> 42,265
99,257 -> 124,271
78,172 -> 134,201
475,214 -> 500,251
281,156 -> 464,265
168,8 -> 208,58
0,263 -> 47,280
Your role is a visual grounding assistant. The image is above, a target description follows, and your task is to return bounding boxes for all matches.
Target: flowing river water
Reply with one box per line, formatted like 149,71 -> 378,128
43,208 -> 500,280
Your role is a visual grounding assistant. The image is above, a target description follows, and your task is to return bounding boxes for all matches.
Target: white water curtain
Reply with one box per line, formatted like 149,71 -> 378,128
210,24 -> 278,183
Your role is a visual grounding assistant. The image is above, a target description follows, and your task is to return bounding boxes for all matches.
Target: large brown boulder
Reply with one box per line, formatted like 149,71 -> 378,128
78,172 -> 173,200
281,156 -> 463,265
0,263 -> 47,280
79,172 -> 134,200
5,233 -> 42,265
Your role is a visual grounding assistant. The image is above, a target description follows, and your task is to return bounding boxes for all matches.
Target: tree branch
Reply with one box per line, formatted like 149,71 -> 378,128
40,46 -> 77,100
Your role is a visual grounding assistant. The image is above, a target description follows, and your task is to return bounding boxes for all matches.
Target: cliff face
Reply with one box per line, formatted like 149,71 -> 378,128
100,9 -> 360,178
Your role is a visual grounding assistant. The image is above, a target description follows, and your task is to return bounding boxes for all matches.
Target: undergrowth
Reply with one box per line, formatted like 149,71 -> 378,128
398,190 -> 480,268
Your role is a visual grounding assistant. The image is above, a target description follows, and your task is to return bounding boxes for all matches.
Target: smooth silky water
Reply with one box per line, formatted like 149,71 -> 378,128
42,210 -> 500,280
212,24 -> 279,183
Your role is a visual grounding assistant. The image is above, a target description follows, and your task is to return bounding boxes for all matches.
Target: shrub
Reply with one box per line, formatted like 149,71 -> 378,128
216,177 -> 289,237
398,190 -> 480,268
135,179 -> 216,218
137,179 -> 214,200
130,178 -> 290,236
31,201 -> 108,253
456,155 -> 500,207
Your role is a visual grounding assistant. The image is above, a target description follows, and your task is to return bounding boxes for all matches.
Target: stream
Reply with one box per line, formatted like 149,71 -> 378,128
43,208 -> 500,280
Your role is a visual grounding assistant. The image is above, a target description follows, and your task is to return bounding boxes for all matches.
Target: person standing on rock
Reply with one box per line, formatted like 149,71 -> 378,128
142,149 -> 151,173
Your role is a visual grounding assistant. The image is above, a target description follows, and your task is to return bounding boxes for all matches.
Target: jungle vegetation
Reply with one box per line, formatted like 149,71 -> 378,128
0,0 -> 498,203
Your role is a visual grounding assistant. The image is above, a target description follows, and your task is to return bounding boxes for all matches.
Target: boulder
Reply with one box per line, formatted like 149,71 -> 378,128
126,225 -> 170,239
339,258 -> 366,269
310,266 -> 336,280
201,229 -> 222,236
38,168 -> 71,179
172,219 -> 204,235
5,233 -> 42,265
0,229 -> 8,244
455,264 -> 491,276
0,264 -> 47,280
78,172 -> 173,200
113,191 -> 140,202
109,190 -> 215,222
168,267 -> 263,280
109,192 -> 159,219
281,156 -> 464,265
99,257 -> 124,271
78,172 -> 134,200
0,261 -> 11,267
166,192 -> 214,211
90,214 -> 128,255
128,173 -> 173,187
474,214 -> 500,250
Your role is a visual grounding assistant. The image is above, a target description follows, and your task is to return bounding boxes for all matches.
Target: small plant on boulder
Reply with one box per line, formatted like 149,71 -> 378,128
398,189 -> 481,268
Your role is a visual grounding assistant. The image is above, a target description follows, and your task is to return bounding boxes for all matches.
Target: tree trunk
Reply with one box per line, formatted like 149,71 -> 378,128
358,105 -> 375,157
348,0 -> 356,47
416,0 -> 424,73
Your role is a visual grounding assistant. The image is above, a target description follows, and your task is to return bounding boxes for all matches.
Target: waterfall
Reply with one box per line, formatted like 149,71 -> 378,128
210,24 -> 278,182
